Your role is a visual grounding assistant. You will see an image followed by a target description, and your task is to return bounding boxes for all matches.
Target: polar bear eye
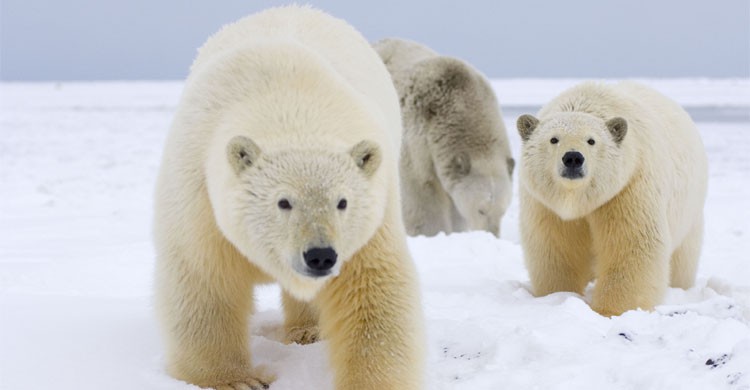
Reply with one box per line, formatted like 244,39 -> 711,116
337,199 -> 348,210
588,139 -> 596,145
278,199 -> 292,210
550,137 -> 559,144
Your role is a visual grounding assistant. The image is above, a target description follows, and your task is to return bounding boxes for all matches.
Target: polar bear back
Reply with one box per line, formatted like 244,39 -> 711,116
619,82 -> 708,247
187,6 -> 402,154
374,38 -> 439,90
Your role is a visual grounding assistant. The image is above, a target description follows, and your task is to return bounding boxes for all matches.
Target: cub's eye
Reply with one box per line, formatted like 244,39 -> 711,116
337,199 -> 348,210
278,199 -> 292,210
550,137 -> 559,144
588,139 -> 596,145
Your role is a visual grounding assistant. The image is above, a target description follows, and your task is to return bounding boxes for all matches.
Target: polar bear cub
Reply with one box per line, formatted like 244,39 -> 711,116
374,38 -> 514,237
517,81 -> 708,316
153,6 -> 424,389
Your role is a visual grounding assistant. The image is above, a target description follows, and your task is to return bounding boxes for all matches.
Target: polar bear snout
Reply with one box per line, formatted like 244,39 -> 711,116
561,151 -> 586,179
302,247 -> 338,276
562,151 -> 585,168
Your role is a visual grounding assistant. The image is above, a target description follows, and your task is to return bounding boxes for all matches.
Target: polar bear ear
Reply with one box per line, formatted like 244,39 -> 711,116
227,136 -> 262,175
517,114 -> 539,142
350,140 -> 381,177
448,153 -> 471,177
606,117 -> 628,145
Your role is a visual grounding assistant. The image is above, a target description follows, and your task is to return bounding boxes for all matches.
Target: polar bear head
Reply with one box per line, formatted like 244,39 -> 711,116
209,136 -> 387,300
438,150 -> 513,237
517,112 -> 628,220
408,57 -> 514,236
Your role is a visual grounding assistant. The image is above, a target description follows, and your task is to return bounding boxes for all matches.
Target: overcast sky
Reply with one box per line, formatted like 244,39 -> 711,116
1,0 -> 748,81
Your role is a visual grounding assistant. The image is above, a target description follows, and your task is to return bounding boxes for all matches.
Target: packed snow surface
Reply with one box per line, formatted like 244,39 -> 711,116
1,80 -> 749,389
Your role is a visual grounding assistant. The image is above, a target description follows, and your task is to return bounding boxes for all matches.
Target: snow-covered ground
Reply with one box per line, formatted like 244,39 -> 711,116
1,79 -> 749,389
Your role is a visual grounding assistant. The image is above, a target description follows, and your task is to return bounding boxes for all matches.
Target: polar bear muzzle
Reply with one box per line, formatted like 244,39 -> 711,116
561,151 -> 586,179
302,246 -> 338,277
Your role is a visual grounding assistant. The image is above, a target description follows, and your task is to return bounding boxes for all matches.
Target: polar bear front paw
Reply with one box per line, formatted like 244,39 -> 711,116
284,325 -> 320,345
209,368 -> 275,390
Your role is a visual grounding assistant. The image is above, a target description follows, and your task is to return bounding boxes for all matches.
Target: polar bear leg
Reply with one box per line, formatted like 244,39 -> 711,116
282,291 -> 320,345
401,176 -> 453,236
521,196 -> 593,296
159,276 -> 273,389
316,224 -> 423,389
670,216 -> 703,289
157,255 -> 273,389
450,202 -> 467,232
589,188 -> 670,316
591,232 -> 669,316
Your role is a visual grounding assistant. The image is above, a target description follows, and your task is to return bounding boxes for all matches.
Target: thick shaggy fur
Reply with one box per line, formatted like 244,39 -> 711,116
374,38 -> 514,237
517,81 -> 708,316
154,6 -> 424,389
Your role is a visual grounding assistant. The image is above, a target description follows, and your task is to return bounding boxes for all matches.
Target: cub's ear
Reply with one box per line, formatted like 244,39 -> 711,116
606,117 -> 628,145
517,114 -> 539,142
350,140 -> 382,177
227,136 -> 262,175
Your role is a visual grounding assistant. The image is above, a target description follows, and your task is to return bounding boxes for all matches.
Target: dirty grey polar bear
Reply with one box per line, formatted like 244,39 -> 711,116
374,38 -> 514,237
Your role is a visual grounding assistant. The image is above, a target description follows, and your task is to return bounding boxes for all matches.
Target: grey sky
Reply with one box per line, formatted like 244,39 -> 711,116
1,0 -> 748,81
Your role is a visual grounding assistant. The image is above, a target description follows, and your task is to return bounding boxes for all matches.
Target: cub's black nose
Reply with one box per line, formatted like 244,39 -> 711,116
562,151 -> 585,168
303,247 -> 337,272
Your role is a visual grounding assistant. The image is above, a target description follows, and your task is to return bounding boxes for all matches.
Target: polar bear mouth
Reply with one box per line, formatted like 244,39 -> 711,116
560,151 -> 586,180
292,260 -> 334,278
304,268 -> 333,278
561,167 -> 585,179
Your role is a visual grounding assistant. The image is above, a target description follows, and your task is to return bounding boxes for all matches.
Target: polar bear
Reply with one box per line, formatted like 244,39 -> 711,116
153,7 -> 424,389
516,81 -> 708,316
373,38 -> 514,237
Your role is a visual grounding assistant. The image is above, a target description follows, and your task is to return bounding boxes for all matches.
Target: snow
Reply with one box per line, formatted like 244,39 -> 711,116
1,79 -> 749,389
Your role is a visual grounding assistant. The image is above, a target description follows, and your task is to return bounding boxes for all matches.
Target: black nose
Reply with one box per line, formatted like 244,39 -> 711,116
303,247 -> 337,272
562,151 -> 585,168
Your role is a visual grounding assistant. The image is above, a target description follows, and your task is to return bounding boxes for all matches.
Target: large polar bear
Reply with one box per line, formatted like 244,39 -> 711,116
373,38 -> 514,237
153,6 -> 424,389
516,81 -> 708,316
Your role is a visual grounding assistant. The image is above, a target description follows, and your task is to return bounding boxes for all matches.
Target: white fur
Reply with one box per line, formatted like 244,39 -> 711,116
518,81 -> 708,316
154,6 -> 423,389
